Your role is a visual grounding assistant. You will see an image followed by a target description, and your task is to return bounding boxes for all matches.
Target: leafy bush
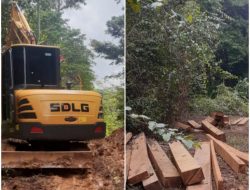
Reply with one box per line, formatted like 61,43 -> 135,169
127,108 -> 200,149
103,88 -> 124,136
191,84 -> 248,115
234,78 -> 249,100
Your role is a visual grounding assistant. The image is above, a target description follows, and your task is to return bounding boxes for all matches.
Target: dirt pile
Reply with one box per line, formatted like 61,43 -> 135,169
90,127 -> 124,189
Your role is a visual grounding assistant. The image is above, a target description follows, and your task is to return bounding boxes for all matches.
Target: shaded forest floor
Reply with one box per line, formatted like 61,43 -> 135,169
2,128 -> 124,190
127,115 -> 248,190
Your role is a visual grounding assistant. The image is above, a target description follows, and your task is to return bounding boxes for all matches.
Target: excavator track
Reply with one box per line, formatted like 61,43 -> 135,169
2,139 -> 93,169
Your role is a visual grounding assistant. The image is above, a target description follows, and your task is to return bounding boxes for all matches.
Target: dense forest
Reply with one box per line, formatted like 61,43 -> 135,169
126,0 -> 248,124
1,0 -> 124,135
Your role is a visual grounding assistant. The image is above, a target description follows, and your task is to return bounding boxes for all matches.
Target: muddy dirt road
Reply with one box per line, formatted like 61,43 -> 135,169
2,128 -> 124,190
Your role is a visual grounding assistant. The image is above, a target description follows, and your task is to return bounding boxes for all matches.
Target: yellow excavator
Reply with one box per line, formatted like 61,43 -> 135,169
2,2 -> 106,142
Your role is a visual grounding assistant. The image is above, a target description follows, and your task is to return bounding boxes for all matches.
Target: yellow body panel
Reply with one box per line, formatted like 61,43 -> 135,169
15,89 -> 103,125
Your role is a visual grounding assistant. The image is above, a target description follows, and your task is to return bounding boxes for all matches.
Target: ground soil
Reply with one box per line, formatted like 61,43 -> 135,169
126,115 -> 249,190
2,127 -> 124,190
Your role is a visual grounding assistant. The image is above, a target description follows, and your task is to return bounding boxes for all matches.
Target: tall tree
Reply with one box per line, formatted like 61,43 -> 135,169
91,15 -> 124,78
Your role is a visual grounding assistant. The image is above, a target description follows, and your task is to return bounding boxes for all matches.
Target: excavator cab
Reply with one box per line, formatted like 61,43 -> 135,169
2,45 -> 60,121
2,45 -> 60,89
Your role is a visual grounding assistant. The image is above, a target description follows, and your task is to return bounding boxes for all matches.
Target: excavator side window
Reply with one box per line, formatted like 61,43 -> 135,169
12,47 -> 25,86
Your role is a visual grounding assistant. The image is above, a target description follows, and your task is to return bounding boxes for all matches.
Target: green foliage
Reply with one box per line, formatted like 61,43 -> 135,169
91,16 -> 124,66
126,0 -> 224,122
235,78 -> 249,99
191,84 -> 248,115
127,108 -> 200,149
2,0 -> 94,90
127,0 -> 248,122
103,88 -> 124,136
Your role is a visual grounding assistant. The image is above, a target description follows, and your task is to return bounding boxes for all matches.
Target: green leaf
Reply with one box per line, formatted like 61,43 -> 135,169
162,133 -> 171,142
148,121 -> 156,131
156,123 -> 166,128
181,139 -> 193,149
157,128 -> 165,135
186,15 -> 193,23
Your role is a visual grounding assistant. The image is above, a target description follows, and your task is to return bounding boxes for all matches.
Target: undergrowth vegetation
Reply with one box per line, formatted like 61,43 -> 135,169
103,88 -> 124,136
127,0 -> 248,123
191,82 -> 248,115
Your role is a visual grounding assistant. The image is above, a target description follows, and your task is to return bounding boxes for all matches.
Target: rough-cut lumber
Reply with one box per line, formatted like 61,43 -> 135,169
232,118 -> 243,125
206,134 -> 248,164
238,117 -> 249,126
142,167 -> 161,190
126,132 -> 133,144
222,144 -> 248,164
223,115 -> 229,123
206,134 -> 245,173
147,139 -> 181,188
175,122 -> 192,131
187,120 -> 201,129
210,112 -> 217,118
201,120 -> 226,141
210,140 -> 224,190
126,145 -> 132,179
210,112 -> 224,122
205,116 -> 217,126
127,133 -> 152,184
186,142 -> 212,190
169,141 -> 204,185
210,111 -> 224,117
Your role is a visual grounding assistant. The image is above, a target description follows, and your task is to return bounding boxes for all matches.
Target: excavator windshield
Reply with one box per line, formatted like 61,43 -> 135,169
2,45 -> 60,89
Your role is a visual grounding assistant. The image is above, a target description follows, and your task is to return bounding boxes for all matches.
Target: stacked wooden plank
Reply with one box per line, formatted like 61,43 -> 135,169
206,134 -> 247,173
231,117 -> 248,126
127,133 -> 154,185
126,127 -> 249,190
174,122 -> 192,131
187,120 -> 201,129
209,112 -> 231,127
201,120 -> 226,141
147,139 -> 181,188
186,142 -> 211,190
169,141 -> 204,185
126,133 -> 205,189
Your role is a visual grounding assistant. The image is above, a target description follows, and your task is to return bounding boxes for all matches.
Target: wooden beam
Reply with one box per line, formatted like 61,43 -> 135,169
147,139 -> 181,188
186,142 -> 212,190
210,140 -> 224,190
223,144 -> 248,164
127,133 -> 152,184
231,118 -> 243,125
142,167 -> 162,190
175,122 -> 192,131
187,120 -> 201,129
206,134 -> 248,164
206,134 -> 245,173
169,141 -> 204,185
201,120 -> 226,141
126,145 -> 132,179
126,132 -> 133,144
238,117 -> 249,126
205,116 -> 217,126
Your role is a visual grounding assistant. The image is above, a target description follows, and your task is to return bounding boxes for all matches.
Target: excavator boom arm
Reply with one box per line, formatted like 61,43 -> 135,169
5,2 -> 36,48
